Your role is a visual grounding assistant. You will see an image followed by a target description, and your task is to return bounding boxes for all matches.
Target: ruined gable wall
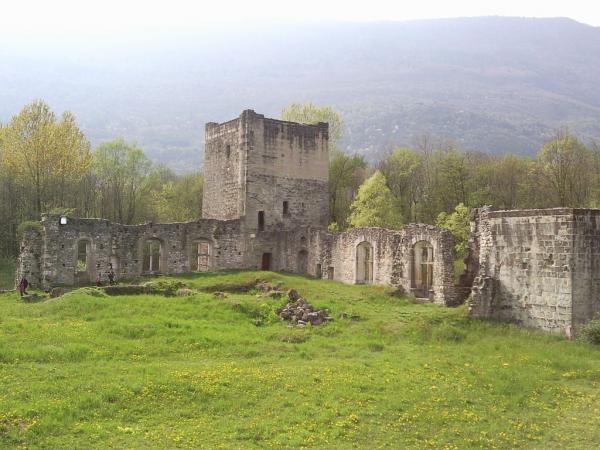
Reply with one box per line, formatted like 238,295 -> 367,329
315,227 -> 400,285
202,118 -> 245,220
309,225 -> 457,305
469,208 -> 576,332
243,110 -> 329,231
395,224 -> 457,306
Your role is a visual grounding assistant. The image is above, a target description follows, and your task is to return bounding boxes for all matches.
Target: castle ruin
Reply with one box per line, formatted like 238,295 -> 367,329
16,110 -> 600,333
16,110 -> 460,306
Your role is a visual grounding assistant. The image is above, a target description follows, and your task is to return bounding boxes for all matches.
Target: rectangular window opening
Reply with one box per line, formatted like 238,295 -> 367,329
283,201 -> 289,216
258,211 -> 265,231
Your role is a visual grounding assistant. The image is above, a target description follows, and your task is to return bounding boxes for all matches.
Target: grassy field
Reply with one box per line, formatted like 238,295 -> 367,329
1,271 -> 600,449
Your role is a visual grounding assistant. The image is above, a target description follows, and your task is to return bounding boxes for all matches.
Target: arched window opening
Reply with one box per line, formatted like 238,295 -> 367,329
192,241 -> 211,272
77,240 -> 90,273
412,241 -> 434,298
143,239 -> 162,273
356,241 -> 374,284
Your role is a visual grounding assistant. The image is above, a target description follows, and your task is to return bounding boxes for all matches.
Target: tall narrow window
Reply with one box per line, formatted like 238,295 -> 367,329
356,241 -> 374,284
283,201 -> 289,215
192,241 -> 211,272
258,211 -> 265,231
412,241 -> 434,298
225,144 -> 231,159
77,240 -> 89,272
143,239 -> 162,273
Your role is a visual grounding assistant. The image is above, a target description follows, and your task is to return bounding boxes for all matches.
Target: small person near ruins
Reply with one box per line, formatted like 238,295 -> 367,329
18,276 -> 29,297
108,269 -> 116,286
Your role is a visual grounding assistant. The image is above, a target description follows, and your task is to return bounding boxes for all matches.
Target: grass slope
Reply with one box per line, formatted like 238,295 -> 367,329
1,271 -> 600,449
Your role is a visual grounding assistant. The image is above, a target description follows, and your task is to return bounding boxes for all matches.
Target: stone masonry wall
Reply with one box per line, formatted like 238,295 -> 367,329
244,111 -> 330,231
17,215 -> 247,290
469,208 -> 600,333
15,229 -> 42,288
202,118 -> 244,220
310,225 -> 458,306
570,210 -> 600,329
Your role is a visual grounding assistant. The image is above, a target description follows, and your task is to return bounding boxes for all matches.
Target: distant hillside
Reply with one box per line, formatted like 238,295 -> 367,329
2,17 -> 600,171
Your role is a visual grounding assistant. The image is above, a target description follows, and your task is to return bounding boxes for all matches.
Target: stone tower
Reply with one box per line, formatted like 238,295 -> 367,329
202,110 -> 330,231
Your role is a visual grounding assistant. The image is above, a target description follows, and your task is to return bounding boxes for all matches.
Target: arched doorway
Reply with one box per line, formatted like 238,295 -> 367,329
356,241 -> 373,284
142,238 -> 162,273
412,241 -> 434,298
298,249 -> 308,274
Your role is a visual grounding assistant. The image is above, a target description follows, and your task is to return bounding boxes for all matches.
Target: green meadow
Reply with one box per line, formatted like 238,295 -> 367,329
1,271 -> 600,449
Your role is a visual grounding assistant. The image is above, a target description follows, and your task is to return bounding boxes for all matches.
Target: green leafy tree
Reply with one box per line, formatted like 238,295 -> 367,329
0,100 -> 91,215
92,139 -> 152,224
150,172 -> 203,222
378,147 -> 424,222
329,150 -> 367,227
348,171 -> 403,228
436,203 -> 471,257
280,102 -> 343,151
537,130 -> 593,207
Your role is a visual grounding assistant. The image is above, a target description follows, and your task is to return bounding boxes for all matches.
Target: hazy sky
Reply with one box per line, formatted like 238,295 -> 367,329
1,0 -> 599,37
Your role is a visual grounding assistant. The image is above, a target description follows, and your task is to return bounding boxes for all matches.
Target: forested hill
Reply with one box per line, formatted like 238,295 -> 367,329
2,16 -> 600,171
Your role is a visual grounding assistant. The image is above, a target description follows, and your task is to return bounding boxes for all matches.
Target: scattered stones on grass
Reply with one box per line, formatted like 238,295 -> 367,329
213,291 -> 228,299
176,288 -> 195,297
339,312 -> 361,321
256,280 -> 284,299
278,289 -> 332,326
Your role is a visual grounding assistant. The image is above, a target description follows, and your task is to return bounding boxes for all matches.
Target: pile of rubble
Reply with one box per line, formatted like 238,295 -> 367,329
278,289 -> 333,326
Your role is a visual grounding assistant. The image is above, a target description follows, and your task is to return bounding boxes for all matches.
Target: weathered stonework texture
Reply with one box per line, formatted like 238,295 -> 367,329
469,207 -> 600,333
15,110 -> 459,307
311,226 -> 458,305
203,110 -> 330,230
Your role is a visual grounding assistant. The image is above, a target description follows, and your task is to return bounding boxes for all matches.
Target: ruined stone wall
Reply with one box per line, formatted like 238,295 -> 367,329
468,208 -> 600,333
15,229 -> 42,288
20,215 -> 247,289
570,210 -> 600,329
395,225 -> 458,306
202,118 -> 244,220
245,227 -> 314,273
244,111 -> 329,231
310,225 -> 457,306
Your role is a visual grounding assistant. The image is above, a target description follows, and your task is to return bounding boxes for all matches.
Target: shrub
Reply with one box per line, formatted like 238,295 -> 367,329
142,279 -> 187,296
232,302 -> 279,325
580,318 -> 600,345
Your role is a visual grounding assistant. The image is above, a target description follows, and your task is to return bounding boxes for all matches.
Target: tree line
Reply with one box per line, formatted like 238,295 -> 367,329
0,101 -> 202,257
2,100 -> 600,260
